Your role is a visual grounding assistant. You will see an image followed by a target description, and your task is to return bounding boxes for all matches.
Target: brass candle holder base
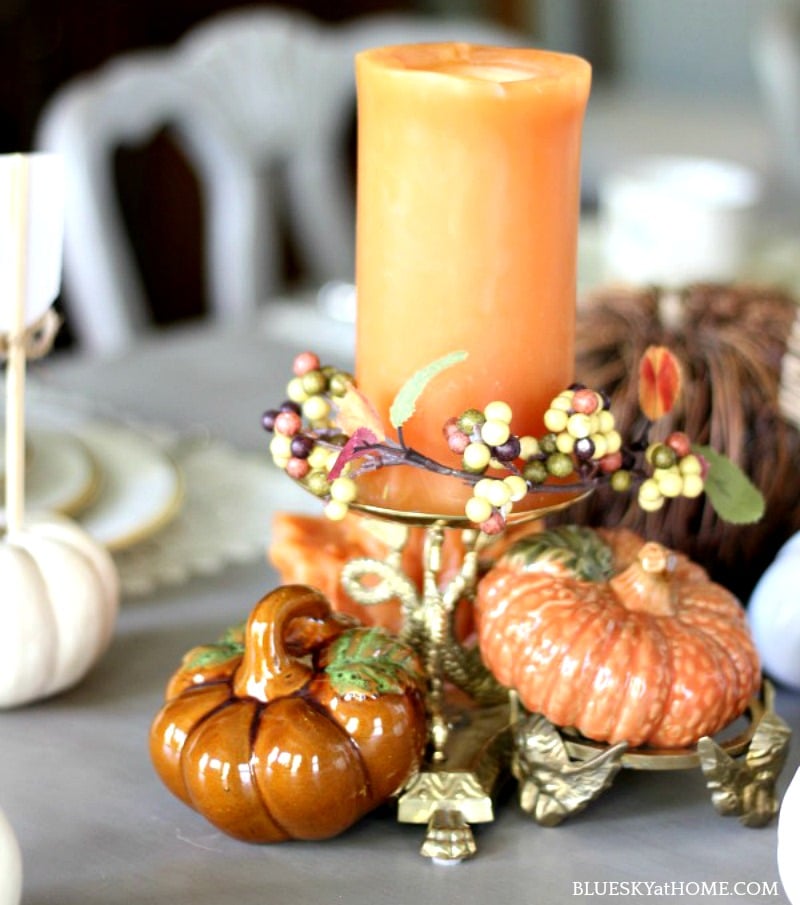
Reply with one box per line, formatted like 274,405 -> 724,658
511,682 -> 791,830
336,510 -> 792,861
394,681 -> 790,863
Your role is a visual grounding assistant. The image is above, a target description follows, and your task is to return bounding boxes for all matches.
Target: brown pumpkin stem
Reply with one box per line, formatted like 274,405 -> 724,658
609,542 -> 678,616
232,585 -> 333,703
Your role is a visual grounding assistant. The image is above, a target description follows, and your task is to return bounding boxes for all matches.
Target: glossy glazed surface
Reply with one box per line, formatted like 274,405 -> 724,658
150,585 -> 428,842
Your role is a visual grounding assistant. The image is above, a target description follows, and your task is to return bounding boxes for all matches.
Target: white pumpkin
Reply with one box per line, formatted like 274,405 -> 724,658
779,767 -> 800,905
0,512 -> 119,708
0,806 -> 21,905
748,532 -> 800,691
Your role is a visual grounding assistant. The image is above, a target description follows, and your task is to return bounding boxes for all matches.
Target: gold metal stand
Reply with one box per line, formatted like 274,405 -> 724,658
336,508 -> 791,860
511,682 -> 791,828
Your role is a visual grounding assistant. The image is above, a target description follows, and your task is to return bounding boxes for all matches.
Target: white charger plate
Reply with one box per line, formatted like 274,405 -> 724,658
0,428 -> 100,516
72,422 -> 184,551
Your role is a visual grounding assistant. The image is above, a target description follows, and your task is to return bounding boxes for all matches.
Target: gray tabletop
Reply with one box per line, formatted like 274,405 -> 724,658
3,312 -> 798,905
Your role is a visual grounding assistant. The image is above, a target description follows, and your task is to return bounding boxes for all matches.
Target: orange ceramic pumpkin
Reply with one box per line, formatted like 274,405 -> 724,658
150,585 -> 428,842
475,526 -> 761,748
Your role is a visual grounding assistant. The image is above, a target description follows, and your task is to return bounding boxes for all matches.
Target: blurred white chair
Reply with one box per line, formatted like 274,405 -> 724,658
36,7 -> 523,356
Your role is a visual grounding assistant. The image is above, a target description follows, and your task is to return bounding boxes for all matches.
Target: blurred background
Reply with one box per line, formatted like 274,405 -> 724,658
0,0 -> 796,344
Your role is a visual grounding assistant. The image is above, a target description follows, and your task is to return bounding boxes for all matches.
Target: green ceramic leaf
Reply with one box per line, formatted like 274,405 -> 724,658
183,641 -> 243,671
694,445 -> 765,525
389,350 -> 468,429
502,525 -> 615,582
325,628 -> 425,697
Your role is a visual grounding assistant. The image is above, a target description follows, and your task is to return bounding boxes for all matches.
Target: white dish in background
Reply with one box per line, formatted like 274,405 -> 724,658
1,428 -> 100,517
70,422 -> 184,551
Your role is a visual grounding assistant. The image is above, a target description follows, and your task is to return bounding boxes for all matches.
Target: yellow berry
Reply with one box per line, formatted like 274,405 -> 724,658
270,434 -> 293,460
302,394 -> 330,422
463,442 -> 491,473
551,390 -> 575,410
556,431 -> 575,454
518,435 -> 540,459
330,476 -> 357,503
544,407 -> 569,433
504,474 -> 528,502
324,499 -> 349,521
638,478 -> 664,511
589,433 -> 608,459
567,412 -> 592,439
483,400 -> 512,423
272,455 -> 290,470
465,496 -> 493,524
307,445 -> 330,469
597,410 -> 616,433
484,479 -> 512,508
480,419 -> 511,447
473,478 -> 495,500
604,429 -> 622,455
682,473 -> 705,498
286,376 -> 309,404
656,470 -> 683,498
679,454 -> 703,477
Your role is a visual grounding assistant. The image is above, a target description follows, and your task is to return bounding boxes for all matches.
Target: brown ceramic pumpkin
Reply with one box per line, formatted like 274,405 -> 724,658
150,585 -> 428,842
475,526 -> 761,748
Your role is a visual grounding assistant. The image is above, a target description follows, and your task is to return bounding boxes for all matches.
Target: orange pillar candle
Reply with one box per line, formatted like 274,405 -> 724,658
355,43 -> 591,516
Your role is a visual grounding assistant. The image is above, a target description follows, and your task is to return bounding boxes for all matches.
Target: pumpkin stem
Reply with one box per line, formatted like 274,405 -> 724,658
232,585 -> 333,703
609,542 -> 678,616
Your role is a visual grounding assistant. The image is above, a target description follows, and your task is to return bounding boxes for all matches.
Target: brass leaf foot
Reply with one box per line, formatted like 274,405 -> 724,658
398,701 -> 512,861
420,808 -> 477,863
698,684 -> 792,827
513,713 -> 627,826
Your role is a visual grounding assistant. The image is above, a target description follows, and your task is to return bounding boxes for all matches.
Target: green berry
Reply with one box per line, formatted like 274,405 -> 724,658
546,452 -> 574,478
301,369 -> 327,396
610,469 -> 632,492
328,371 -> 353,396
539,433 -> 558,455
652,444 -> 678,469
523,460 -> 548,485
305,470 -> 331,497
458,408 -> 485,435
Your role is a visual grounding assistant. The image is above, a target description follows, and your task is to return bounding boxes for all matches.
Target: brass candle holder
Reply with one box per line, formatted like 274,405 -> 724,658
327,505 -> 791,862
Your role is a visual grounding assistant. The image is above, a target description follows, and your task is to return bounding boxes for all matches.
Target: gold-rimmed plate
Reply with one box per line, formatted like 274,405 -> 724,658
72,422 -> 185,552
0,428 -> 101,517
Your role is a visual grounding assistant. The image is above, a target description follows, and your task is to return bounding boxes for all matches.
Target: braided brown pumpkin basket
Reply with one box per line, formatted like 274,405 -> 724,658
548,283 -> 800,601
